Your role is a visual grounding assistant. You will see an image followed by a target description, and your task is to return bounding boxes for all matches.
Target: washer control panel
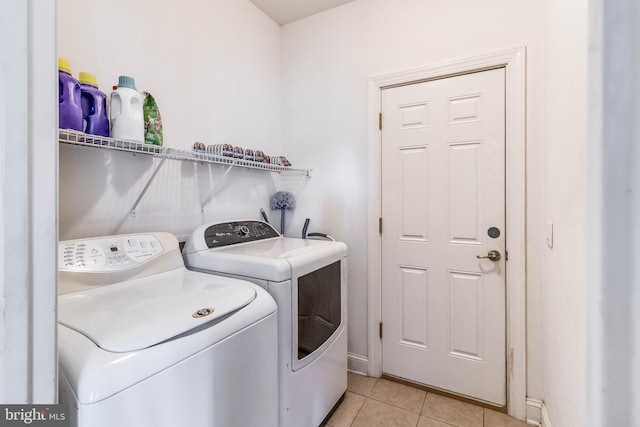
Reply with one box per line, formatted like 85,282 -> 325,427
204,221 -> 280,248
59,234 -> 164,272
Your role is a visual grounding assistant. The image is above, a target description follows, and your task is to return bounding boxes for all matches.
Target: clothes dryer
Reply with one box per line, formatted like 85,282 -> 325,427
58,232 -> 278,427
183,220 -> 348,427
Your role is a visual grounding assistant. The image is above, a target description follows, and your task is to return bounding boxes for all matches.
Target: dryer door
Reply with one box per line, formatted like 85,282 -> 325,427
296,260 -> 342,360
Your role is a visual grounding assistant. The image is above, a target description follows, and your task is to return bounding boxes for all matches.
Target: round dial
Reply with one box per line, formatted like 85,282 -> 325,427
238,225 -> 250,237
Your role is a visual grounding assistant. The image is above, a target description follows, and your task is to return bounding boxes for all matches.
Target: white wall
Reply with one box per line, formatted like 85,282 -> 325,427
542,0 -> 588,425
280,0 -> 546,400
57,0 -> 294,240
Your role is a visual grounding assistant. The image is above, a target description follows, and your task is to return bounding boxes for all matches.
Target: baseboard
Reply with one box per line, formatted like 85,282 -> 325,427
525,398 -> 552,427
347,352 -> 368,374
526,398 -> 543,426
541,403 -> 552,427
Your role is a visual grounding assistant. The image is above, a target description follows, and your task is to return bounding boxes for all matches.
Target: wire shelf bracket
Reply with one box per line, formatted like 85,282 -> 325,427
130,157 -> 167,217
200,164 -> 235,214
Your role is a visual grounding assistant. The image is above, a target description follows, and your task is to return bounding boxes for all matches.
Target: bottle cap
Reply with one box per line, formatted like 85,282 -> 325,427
117,75 -> 137,90
78,72 -> 98,87
58,58 -> 72,74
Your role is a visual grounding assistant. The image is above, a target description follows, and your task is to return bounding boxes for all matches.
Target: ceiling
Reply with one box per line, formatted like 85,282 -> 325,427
249,0 -> 356,25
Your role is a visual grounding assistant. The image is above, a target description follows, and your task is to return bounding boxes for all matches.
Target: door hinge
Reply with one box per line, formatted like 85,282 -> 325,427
379,322 -> 383,339
379,217 -> 382,234
379,112 -> 382,130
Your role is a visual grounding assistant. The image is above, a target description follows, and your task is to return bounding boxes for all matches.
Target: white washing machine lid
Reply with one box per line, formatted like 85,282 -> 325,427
58,269 -> 256,352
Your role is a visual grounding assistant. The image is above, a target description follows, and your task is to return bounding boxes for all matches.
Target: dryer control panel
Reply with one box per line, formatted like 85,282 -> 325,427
203,221 -> 280,248
59,234 -> 164,272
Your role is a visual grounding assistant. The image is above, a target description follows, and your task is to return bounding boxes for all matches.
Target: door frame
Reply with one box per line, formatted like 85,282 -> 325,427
0,0 -> 58,402
366,47 -> 526,419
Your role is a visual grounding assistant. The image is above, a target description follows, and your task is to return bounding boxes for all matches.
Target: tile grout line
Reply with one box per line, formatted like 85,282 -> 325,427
347,374 -> 523,427
342,393 -> 482,427
345,394 -> 367,427
345,377 -> 376,426
365,394 -> 426,415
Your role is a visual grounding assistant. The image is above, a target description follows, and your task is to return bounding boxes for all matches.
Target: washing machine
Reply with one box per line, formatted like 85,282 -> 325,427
183,220 -> 348,427
57,232 -> 278,427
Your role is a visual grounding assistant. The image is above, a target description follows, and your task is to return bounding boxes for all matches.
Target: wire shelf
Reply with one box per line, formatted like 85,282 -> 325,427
58,129 -> 311,176
59,129 -> 311,216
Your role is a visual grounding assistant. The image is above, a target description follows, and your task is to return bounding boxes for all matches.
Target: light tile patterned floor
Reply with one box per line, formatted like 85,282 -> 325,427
324,373 -> 526,427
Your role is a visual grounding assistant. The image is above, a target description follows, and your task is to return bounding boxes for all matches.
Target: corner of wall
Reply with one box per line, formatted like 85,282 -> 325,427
347,353 -> 369,375
525,398 -> 553,427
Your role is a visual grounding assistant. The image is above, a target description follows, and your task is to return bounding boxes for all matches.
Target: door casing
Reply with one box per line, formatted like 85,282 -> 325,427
366,47 -> 526,419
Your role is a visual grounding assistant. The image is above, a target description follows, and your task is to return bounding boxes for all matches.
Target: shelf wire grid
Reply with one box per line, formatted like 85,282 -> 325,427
58,129 -> 311,176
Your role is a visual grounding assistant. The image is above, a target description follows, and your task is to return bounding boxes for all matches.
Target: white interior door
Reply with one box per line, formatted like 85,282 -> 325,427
381,68 -> 506,405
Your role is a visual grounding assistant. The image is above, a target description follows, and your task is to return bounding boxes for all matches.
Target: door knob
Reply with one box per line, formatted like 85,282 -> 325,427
477,250 -> 501,261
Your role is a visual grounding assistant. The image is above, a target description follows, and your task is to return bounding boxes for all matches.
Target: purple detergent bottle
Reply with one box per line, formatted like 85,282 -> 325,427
79,72 -> 110,137
58,58 -> 83,131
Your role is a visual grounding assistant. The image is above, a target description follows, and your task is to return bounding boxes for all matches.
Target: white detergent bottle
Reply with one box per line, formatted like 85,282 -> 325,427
110,75 -> 144,142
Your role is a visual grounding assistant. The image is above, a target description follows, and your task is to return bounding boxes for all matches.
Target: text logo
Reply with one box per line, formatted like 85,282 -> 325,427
0,406 -> 68,427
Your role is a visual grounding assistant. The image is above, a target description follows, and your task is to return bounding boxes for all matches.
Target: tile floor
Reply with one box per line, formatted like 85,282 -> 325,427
324,373 -> 527,427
